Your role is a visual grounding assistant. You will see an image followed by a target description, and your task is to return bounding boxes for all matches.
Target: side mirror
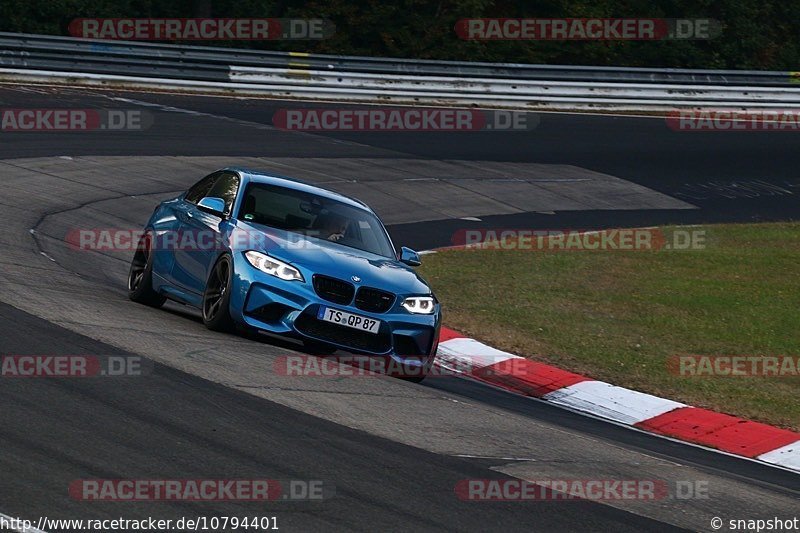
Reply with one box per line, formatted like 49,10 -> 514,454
399,246 -> 421,267
197,197 -> 226,217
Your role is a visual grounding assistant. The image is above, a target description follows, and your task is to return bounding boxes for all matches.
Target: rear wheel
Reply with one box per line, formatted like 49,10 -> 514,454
202,254 -> 235,332
128,233 -> 166,308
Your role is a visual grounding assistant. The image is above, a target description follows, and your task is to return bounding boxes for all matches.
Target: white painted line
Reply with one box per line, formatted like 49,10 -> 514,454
757,440 -> 800,471
542,380 -> 686,426
103,95 -> 376,150
451,367 -> 800,475
453,454 -> 537,461
437,337 -> 520,371
0,512 -> 48,533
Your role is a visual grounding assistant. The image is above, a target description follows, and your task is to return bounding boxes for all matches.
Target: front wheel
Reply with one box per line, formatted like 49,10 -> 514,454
303,339 -> 338,355
128,233 -> 167,308
398,357 -> 434,383
202,254 -> 235,332
400,372 -> 429,384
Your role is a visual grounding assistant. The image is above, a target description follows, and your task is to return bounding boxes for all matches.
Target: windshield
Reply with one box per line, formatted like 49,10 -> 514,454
237,182 -> 395,258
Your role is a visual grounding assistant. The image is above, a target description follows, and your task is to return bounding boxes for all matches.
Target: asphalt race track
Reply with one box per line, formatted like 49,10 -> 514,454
0,84 -> 798,532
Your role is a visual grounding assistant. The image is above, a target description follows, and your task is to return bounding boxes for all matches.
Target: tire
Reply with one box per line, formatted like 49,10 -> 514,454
202,254 -> 236,332
128,232 -> 167,308
400,373 -> 428,383
398,357 -> 434,383
303,339 -> 338,355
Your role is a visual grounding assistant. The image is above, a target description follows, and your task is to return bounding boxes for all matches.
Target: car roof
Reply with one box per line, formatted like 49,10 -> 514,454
226,167 -> 371,212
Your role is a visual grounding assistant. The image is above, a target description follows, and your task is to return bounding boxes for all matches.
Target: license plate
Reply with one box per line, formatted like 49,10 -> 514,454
317,307 -> 381,334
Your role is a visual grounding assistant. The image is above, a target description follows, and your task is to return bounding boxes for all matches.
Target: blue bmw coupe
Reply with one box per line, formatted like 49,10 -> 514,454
128,168 -> 441,379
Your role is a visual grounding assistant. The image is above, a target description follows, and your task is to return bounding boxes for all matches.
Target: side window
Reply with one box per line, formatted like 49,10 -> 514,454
205,172 -> 240,215
184,172 -> 220,205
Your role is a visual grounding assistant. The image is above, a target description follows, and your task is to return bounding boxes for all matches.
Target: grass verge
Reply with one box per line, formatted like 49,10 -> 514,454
420,223 -> 800,430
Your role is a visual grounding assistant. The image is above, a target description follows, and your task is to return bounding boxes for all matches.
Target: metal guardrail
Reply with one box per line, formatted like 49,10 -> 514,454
1,32 -> 799,109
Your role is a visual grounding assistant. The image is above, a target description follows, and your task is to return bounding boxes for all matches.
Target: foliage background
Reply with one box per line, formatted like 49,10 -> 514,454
0,0 -> 796,69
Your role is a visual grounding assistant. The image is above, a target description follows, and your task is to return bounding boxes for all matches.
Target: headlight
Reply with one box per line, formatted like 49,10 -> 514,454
244,251 -> 304,282
402,296 -> 436,314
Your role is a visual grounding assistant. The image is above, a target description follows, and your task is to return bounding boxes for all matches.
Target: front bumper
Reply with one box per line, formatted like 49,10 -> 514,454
229,261 -> 441,366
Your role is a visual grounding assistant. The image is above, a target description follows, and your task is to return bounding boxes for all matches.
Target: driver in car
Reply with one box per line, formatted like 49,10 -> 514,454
317,213 -> 349,242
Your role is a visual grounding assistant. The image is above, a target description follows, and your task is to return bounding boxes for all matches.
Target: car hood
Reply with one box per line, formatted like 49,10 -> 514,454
233,222 -> 431,294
